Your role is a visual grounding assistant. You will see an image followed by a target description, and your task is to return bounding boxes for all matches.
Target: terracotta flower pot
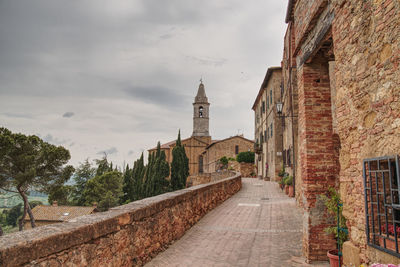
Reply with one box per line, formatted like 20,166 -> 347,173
327,250 -> 341,267
288,185 -> 294,197
285,185 -> 289,195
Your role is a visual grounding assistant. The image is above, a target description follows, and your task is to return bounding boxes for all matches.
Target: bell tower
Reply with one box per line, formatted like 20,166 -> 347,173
192,80 -> 210,137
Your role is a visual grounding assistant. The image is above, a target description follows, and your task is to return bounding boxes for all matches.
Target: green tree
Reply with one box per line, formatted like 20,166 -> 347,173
142,143 -> 170,198
29,200 -> 43,209
0,127 -> 74,230
6,203 -> 22,227
131,153 -> 145,200
171,131 -> 189,190
83,171 -> 123,211
48,185 -> 73,205
236,151 -> 255,163
71,159 -> 95,205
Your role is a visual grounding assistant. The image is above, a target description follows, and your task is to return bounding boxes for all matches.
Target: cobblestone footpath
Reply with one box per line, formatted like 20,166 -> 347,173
146,178 -> 329,267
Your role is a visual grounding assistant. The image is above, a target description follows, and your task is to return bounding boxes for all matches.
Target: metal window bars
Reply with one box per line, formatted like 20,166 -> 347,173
363,155 -> 400,257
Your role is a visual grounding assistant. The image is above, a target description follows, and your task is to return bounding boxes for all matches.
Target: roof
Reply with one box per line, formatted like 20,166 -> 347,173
206,135 -> 254,150
195,82 -> 208,103
251,67 -> 282,110
26,205 -> 96,222
285,0 -> 295,23
149,136 -> 215,151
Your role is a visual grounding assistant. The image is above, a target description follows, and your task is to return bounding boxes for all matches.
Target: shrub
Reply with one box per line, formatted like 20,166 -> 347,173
236,151 -> 255,163
284,175 -> 293,186
219,156 -> 229,166
320,187 -> 348,250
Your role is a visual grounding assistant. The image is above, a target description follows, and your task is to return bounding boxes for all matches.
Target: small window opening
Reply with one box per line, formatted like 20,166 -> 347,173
199,106 -> 204,118
235,145 -> 239,155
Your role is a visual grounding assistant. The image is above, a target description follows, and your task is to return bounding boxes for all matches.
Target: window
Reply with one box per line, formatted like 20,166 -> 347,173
264,130 -> 267,143
287,148 -> 291,166
267,94 -> 269,110
271,123 -> 273,137
262,101 -> 265,113
270,89 -> 273,105
364,155 -> 400,256
199,106 -> 204,118
235,145 -> 239,155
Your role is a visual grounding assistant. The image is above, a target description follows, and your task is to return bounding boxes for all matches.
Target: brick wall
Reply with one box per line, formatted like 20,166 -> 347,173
0,174 -> 242,267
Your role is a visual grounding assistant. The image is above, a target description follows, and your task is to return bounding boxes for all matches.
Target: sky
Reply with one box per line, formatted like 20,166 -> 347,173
0,0 -> 287,168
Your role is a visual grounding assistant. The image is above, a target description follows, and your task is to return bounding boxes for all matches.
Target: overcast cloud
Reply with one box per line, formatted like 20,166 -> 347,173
0,0 -> 287,167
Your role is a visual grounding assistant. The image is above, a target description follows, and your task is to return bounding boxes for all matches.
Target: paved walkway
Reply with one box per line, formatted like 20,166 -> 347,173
146,178 -> 329,267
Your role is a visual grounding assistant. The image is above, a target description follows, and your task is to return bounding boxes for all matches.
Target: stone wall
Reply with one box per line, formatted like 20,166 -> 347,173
239,163 -> 256,178
331,0 -> 400,264
0,174 -> 242,267
290,0 -> 400,264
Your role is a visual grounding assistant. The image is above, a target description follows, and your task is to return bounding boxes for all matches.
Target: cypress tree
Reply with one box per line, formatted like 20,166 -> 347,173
132,153 -> 145,200
171,130 -> 189,190
122,164 -> 133,203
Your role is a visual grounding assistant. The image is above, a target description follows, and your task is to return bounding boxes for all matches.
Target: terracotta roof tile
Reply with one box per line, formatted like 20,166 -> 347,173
26,205 -> 96,222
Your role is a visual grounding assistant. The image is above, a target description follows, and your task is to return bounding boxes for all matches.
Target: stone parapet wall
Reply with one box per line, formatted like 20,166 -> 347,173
0,174 -> 242,267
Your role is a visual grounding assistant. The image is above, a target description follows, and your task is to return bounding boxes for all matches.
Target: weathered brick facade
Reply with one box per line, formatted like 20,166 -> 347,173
283,0 -> 400,264
252,68 -> 283,181
202,135 -> 254,174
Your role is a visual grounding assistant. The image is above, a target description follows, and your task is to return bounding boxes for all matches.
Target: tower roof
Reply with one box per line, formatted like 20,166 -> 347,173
195,82 -> 208,103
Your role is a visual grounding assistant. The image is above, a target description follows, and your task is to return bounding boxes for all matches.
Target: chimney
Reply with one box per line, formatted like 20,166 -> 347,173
52,201 -> 58,207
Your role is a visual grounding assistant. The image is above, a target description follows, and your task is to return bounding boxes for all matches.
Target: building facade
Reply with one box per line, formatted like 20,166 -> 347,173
252,67 -> 283,181
280,0 -> 400,264
202,135 -> 254,173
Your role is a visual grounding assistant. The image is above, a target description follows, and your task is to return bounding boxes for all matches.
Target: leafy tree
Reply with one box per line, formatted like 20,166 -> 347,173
0,127 -> 74,230
170,131 -> 189,190
236,151 -> 255,163
218,156 -> 229,169
95,156 -> 113,176
83,170 -> 123,211
48,185 -> 73,205
71,159 -> 95,205
6,203 -> 22,227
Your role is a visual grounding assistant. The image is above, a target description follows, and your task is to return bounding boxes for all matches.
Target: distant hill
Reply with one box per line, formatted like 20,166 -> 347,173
0,191 -> 48,208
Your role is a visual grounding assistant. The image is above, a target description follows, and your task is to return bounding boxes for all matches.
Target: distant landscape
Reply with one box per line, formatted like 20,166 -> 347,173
0,191 -> 48,208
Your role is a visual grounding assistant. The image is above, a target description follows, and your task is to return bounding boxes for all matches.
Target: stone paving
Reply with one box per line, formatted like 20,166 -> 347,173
146,178 -> 329,267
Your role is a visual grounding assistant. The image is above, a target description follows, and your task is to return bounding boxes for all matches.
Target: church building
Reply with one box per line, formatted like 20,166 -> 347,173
148,81 -> 254,176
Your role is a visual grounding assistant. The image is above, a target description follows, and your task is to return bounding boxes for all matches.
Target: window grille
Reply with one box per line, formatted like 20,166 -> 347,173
364,155 -> 400,257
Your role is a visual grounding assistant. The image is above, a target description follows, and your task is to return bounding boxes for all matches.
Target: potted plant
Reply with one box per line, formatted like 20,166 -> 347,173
283,176 -> 290,195
320,187 -> 348,267
278,164 -> 286,181
278,177 -> 285,190
379,224 -> 400,250
285,175 -> 294,197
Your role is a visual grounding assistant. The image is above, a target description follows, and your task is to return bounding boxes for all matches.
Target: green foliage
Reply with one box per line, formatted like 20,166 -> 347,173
83,170 -> 123,211
143,142 -> 170,197
219,156 -> 229,167
320,187 -> 348,250
0,127 -> 74,229
5,203 -> 22,226
71,159 -> 95,205
278,164 -> 286,177
171,131 -> 189,190
236,151 -> 255,163
284,176 -> 293,186
227,157 -> 236,161
48,185 -> 73,205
